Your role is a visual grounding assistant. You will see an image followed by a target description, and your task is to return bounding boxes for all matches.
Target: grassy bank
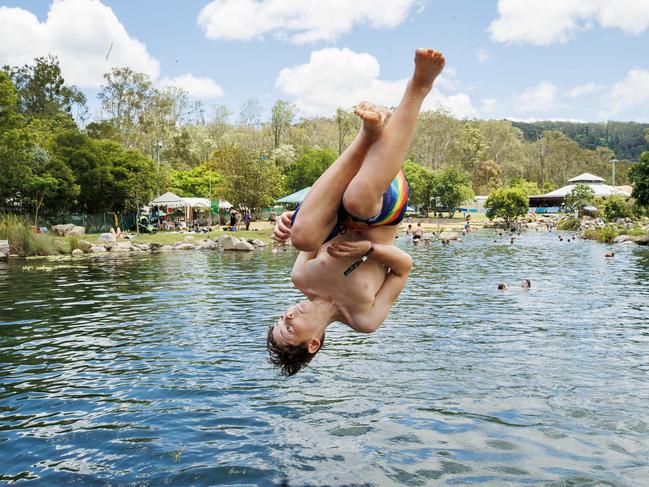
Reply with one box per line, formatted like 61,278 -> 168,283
83,228 -> 273,246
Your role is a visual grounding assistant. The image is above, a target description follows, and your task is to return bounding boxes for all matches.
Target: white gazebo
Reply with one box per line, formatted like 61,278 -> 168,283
529,173 -> 631,207
149,192 -> 215,227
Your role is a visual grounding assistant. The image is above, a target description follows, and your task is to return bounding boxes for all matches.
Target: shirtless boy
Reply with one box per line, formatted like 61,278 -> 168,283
268,48 -> 446,375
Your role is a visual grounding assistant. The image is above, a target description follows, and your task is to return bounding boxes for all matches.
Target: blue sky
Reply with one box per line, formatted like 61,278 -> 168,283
1,0 -> 649,123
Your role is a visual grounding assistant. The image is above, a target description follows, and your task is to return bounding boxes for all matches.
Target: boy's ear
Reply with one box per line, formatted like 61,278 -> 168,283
307,337 -> 321,354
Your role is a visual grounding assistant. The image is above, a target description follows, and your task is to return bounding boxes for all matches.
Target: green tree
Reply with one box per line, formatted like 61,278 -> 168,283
4,55 -> 86,122
168,164 -> 222,199
473,159 -> 502,195
0,72 -> 30,210
509,177 -> 541,196
238,97 -> 261,127
402,160 -> 437,213
603,195 -> 634,221
565,183 -> 596,218
271,100 -> 295,148
98,67 -> 155,148
22,145 -> 79,225
285,148 -> 336,193
434,168 -> 474,217
485,187 -> 529,228
630,151 -> 649,209
211,145 -> 285,211
335,108 -> 358,155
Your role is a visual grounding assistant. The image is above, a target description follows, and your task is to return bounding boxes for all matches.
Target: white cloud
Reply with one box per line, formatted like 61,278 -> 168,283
567,83 -> 603,98
601,68 -> 649,117
275,48 -> 475,118
198,0 -> 423,44
0,0 -> 159,88
489,0 -> 649,45
158,74 -> 224,98
513,81 -> 560,113
480,98 -> 498,113
475,47 -> 490,63
0,0 -> 223,98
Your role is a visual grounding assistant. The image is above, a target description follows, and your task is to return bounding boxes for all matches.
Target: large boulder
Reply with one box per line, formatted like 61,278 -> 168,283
633,236 -> 649,246
173,242 -> 196,251
613,235 -> 634,244
248,239 -> 267,247
68,226 -> 85,237
133,243 -> 150,251
98,233 -> 117,243
220,235 -> 240,250
71,248 -> 84,257
52,224 -> 85,237
197,240 -> 219,250
0,240 -> 8,255
51,224 -> 75,236
235,240 -> 255,251
89,245 -> 107,253
110,242 -> 132,252
438,231 -> 460,241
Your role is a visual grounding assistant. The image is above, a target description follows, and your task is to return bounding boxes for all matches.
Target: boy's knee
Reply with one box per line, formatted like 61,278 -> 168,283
343,188 -> 381,220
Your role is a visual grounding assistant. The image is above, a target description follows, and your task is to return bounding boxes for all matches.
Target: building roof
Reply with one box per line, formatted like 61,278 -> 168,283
537,183 -> 631,198
182,197 -> 210,208
531,172 -> 631,200
276,187 -> 310,203
567,173 -> 605,183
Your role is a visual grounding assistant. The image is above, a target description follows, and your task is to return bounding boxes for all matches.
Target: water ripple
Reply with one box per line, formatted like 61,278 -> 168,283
1,231 -> 649,485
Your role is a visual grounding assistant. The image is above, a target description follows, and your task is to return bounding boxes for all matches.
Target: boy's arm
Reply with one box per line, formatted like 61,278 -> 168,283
327,241 -> 412,333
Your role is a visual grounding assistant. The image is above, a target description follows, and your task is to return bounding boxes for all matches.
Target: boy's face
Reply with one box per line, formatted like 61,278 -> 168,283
272,301 -> 323,353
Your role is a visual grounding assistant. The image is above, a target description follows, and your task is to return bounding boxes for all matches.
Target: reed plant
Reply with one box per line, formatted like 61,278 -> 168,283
0,214 -> 62,256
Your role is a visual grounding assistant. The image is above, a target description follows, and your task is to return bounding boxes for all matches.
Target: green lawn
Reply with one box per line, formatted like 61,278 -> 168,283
82,229 -> 273,246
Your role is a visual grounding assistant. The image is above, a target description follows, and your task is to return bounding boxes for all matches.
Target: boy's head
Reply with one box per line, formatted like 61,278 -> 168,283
267,301 -> 328,376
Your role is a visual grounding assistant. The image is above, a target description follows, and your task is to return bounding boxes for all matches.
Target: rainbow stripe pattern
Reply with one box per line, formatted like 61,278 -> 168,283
343,170 -> 410,230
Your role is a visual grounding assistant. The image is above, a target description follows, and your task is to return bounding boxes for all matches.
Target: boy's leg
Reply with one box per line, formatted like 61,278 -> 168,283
342,49 -> 445,219
290,104 -> 389,251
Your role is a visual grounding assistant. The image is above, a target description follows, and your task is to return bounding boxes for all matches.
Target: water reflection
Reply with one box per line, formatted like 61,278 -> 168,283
1,231 -> 648,485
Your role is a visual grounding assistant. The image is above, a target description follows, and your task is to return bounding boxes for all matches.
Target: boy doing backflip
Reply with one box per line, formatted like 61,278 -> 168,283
268,48 -> 445,375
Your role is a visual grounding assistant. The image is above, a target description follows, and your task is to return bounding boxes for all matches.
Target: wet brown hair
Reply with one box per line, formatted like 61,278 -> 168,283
266,325 -> 325,376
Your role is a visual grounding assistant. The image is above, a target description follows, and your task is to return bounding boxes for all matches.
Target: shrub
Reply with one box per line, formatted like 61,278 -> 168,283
0,214 -> 61,256
603,196 -> 634,221
583,225 -> 618,243
557,216 -> 580,231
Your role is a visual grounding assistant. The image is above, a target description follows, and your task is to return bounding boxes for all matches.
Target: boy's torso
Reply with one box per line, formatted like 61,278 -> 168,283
291,226 -> 398,325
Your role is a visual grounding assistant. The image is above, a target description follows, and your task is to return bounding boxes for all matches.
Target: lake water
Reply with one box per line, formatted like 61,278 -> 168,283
1,230 -> 649,486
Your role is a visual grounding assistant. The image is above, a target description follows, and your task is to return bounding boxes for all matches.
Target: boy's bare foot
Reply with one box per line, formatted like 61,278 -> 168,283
412,48 -> 445,92
354,101 -> 391,139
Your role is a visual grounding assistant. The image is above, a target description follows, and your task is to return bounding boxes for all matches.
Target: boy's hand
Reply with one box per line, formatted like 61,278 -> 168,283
327,240 -> 372,259
272,211 -> 294,243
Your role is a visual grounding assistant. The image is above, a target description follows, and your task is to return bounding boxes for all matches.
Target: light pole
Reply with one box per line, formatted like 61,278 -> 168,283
538,133 -> 546,191
610,158 -> 619,187
155,139 -> 163,198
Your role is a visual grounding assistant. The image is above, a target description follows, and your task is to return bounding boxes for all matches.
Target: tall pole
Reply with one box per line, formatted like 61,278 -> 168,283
538,133 -> 546,191
155,139 -> 162,198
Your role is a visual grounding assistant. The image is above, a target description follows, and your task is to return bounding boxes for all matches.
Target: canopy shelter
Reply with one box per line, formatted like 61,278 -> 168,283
277,187 -> 310,204
529,172 -> 631,208
149,192 -> 218,227
149,192 -> 187,209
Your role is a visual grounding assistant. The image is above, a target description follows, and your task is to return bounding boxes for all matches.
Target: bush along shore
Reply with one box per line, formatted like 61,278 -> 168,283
556,215 -> 649,245
0,216 -> 271,260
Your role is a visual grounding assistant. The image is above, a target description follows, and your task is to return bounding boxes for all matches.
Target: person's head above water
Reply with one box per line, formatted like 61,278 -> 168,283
267,300 -> 337,376
498,282 -> 509,290
521,279 -> 531,288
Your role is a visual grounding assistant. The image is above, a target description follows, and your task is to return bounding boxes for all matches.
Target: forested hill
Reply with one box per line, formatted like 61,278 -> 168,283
511,121 -> 649,161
